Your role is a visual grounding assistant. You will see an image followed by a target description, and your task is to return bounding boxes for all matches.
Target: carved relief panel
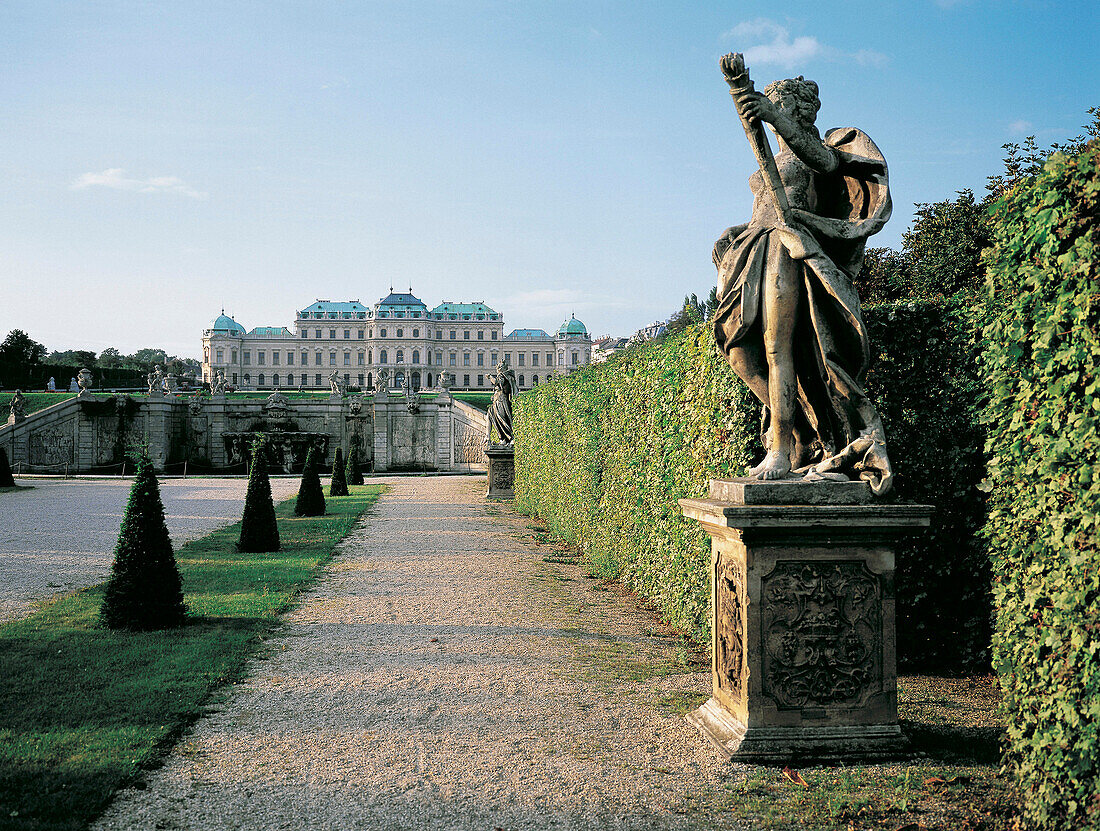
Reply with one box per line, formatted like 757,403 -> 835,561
715,551 -> 745,701
760,560 -> 882,710
29,425 -> 75,467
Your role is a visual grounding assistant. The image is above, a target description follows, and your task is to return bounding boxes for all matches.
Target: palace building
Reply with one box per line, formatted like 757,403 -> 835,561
201,291 -> 592,392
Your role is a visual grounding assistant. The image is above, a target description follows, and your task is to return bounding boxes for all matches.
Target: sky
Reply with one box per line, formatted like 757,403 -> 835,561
1,1 -> 1097,359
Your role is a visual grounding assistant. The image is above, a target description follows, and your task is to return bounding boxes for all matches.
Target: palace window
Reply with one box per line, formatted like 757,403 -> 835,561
463,353 -> 470,366
258,373 -> 265,385
435,351 -> 442,365
358,373 -> 364,385
477,330 -> 483,340
491,351 -> 498,364
519,375 -> 525,387
301,330 -> 307,338
301,351 -> 308,365
216,349 -> 223,363
558,350 -> 564,366
504,352 -> 512,364
491,331 -> 498,340
315,329 -> 321,338
272,373 -> 279,386
272,352 -> 279,365
412,328 -> 419,338
436,330 -> 443,339
518,354 -> 525,366
546,353 -> 553,365
288,373 -> 294,385
243,351 -> 251,365
477,352 -> 484,367
358,330 -> 365,339
463,374 -> 470,386
231,349 -> 237,363
257,352 -> 265,365
244,373 -> 251,384
380,350 -> 388,364
315,373 -> 322,386
449,353 -> 456,366
232,373 -> 238,384
344,352 -> 351,365
357,352 -> 364,366
342,329 -> 349,339
464,330 -> 470,340
477,374 -> 484,386
315,352 -> 322,365
572,352 -> 579,365
397,328 -> 403,338
450,330 -> 456,340
396,349 -> 404,363
412,349 -> 420,364
533,375 -> 539,385
532,353 -> 538,366
368,350 -> 373,363
329,329 -> 336,339
287,352 -> 294,365
329,352 -> 336,366
380,328 -> 387,338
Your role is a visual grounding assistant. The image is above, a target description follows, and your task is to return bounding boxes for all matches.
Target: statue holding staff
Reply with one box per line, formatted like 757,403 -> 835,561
713,53 -> 895,494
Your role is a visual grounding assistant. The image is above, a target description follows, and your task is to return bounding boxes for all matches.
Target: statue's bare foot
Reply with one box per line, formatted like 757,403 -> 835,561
749,450 -> 792,480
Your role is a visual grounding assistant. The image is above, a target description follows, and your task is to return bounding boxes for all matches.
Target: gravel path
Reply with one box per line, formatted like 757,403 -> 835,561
0,477 -> 300,623
93,475 -> 746,831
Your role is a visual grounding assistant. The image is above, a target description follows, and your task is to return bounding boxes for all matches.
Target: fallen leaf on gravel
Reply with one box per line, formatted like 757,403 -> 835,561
923,776 -> 947,787
781,767 -> 809,787
430,638 -> 439,643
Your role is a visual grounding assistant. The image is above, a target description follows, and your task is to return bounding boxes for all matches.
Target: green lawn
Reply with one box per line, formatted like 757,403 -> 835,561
0,485 -> 382,831
0,393 -> 75,416
452,392 -> 492,410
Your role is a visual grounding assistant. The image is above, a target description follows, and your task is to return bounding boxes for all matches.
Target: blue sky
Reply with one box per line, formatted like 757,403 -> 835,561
1,1 -> 1097,358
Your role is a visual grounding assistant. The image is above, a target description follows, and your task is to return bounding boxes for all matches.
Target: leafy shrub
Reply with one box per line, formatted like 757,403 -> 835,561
294,447 -> 326,517
238,437 -> 280,553
329,447 -> 349,497
345,445 -> 364,486
0,446 -> 14,488
982,139 -> 1100,831
100,456 -> 187,630
515,306 -> 988,669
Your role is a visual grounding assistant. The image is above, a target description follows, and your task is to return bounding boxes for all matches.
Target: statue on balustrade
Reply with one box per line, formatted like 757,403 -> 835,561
487,359 -> 517,447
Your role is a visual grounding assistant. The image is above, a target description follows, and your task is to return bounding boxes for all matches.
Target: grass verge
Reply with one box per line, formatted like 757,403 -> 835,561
0,484 -> 382,831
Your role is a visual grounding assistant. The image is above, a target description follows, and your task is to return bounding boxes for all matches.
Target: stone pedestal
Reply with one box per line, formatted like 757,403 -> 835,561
679,478 -> 932,763
485,447 -> 514,499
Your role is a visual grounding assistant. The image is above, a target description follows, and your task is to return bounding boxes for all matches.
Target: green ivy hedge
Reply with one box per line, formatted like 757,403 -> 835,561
982,139 -> 1100,831
514,305 -> 989,670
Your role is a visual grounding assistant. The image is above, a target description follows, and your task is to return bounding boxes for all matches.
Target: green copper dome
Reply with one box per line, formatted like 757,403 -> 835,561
557,314 -> 588,336
210,312 -> 245,334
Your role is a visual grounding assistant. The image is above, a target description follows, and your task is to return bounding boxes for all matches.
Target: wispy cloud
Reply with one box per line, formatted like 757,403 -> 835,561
724,18 -> 887,70
71,168 -> 207,199
1009,119 -> 1033,135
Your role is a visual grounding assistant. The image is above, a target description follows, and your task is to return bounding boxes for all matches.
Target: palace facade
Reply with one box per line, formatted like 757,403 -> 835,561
201,291 -> 592,392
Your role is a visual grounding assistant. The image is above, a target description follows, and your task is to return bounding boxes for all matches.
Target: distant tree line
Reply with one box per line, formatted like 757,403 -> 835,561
0,329 -> 200,391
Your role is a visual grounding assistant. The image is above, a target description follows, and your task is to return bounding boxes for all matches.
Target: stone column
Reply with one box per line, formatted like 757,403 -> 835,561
206,395 -> 229,467
679,478 -> 932,763
372,388 -> 390,472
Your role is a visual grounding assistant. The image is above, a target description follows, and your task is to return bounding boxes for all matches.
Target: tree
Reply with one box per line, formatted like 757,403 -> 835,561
294,447 -> 326,516
345,445 -> 364,486
329,447 -> 349,497
238,437 -> 280,553
0,447 -> 16,488
902,189 -> 992,299
47,349 -> 97,367
100,455 -> 187,630
987,106 -> 1100,197
98,348 -> 125,368
131,348 -> 169,369
0,330 -> 46,368
856,247 -> 912,305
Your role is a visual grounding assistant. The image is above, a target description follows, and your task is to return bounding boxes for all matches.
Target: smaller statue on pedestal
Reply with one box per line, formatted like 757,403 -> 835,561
328,370 -> 347,397
487,360 -> 517,448
147,365 -> 168,396
211,370 -> 227,395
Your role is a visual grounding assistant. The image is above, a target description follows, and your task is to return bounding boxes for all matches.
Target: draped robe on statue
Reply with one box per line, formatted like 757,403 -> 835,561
713,127 -> 893,492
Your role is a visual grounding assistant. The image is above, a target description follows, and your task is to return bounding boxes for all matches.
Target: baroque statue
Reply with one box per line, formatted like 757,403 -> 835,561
211,369 -> 227,395
76,368 -> 94,397
713,53 -> 894,495
487,359 -> 517,447
9,389 -> 26,421
328,370 -> 347,397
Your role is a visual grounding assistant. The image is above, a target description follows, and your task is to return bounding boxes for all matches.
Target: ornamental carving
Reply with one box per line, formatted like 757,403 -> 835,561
761,560 -> 882,709
715,553 -> 745,699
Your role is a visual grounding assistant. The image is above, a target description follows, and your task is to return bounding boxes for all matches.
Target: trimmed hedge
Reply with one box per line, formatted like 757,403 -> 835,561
515,305 -> 988,669
982,140 -> 1100,831
238,438 -> 281,553
329,447 -> 349,497
294,447 -> 326,517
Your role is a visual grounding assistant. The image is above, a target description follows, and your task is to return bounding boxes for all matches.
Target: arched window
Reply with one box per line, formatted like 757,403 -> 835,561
367,372 -> 373,388
412,349 -> 420,364
380,350 -> 388,364
287,373 -> 294,386
258,374 -> 265,386
396,349 -> 404,364
243,373 -> 251,384
368,349 -> 373,364
272,373 -> 279,387
519,374 -> 525,387
411,371 -> 421,389
427,373 -> 433,387
533,375 -> 539,385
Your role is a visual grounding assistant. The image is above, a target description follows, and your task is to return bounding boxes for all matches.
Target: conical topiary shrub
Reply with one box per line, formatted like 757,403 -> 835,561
238,437 -> 280,553
100,455 -> 187,630
329,447 -> 349,497
0,447 -> 15,488
294,446 -> 326,516
345,445 -> 364,486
